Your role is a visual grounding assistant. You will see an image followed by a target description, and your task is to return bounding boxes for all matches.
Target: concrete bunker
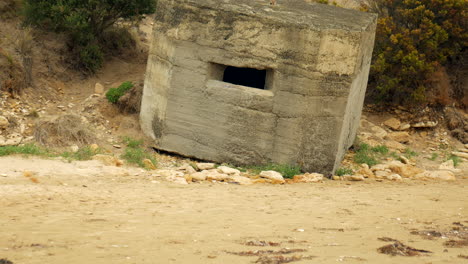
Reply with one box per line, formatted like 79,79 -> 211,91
140,0 -> 378,174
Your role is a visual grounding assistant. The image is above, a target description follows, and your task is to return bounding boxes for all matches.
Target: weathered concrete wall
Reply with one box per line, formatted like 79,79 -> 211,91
141,0 -> 377,174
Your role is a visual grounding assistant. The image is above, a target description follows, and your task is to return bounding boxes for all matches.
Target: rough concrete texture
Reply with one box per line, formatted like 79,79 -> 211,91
141,0 -> 377,174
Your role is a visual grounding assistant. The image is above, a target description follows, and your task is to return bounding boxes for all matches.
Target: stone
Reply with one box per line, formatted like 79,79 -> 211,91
166,175 -> 188,185
139,0 -> 378,175
371,164 -> 390,172
293,173 -> 324,183
196,163 -> 216,170
0,116 -> 9,129
386,132 -> 411,143
465,144 -> 468,149
374,170 -> 392,179
384,140 -> 407,151
386,174 -> 402,181
399,155 -> 410,164
414,171 -> 456,181
177,163 -> 196,174
70,145 -> 80,153
356,164 -> 375,178
343,175 -> 365,181
143,159 -> 157,170
92,154 -> 123,167
217,166 -> 241,176
228,176 -> 253,185
438,160 -> 461,173
383,118 -> 401,130
155,169 -> 184,178
391,164 -> 424,178
189,172 -> 207,182
451,151 -> 468,159
203,170 -> 231,181
398,123 -> 411,131
0,133 -> 23,147
90,144 -> 99,152
260,171 -> 285,182
371,126 -> 388,138
412,121 -> 438,128
94,83 -> 105,94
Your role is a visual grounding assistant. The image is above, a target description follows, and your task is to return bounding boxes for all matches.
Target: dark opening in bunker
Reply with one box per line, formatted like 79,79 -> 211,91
222,66 -> 267,89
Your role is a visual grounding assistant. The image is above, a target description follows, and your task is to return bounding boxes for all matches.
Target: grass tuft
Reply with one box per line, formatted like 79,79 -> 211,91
336,167 -> 353,176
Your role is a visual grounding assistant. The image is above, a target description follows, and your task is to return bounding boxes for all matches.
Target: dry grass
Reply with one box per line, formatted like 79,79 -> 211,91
34,115 -> 96,147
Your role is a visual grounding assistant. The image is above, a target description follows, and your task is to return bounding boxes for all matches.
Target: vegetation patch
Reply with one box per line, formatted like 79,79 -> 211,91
246,164 -> 302,179
353,143 -> 395,167
34,115 -> 96,147
61,146 -> 100,161
121,137 -> 156,169
336,167 -> 354,176
23,0 -> 156,73
106,81 -> 133,103
0,143 -> 49,157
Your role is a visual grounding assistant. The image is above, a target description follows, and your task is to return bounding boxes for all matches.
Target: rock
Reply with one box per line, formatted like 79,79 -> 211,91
189,172 -> 207,182
90,144 -> 99,152
374,170 -> 392,179
398,123 -> 411,131
412,121 -> 438,128
386,132 -> 411,143
0,133 -> 23,146
228,175 -> 253,185
414,171 -> 456,181
92,154 -> 123,167
384,140 -> 407,151
166,175 -> 188,184
392,164 -> 424,178
204,170 -> 231,181
0,116 -> 9,129
438,160 -> 461,173
465,144 -> 468,149
293,173 -> 324,183
143,159 -> 157,170
196,163 -> 216,170
356,164 -> 375,178
371,164 -> 390,172
217,166 -> 240,175
259,171 -> 285,182
95,83 -> 105,94
70,145 -> 79,153
155,169 -> 184,178
451,151 -> 468,159
383,118 -> 401,130
386,174 -> 403,181
343,175 -> 365,181
399,155 -> 410,164
177,163 -> 196,174
332,175 -> 341,181
371,125 -> 388,138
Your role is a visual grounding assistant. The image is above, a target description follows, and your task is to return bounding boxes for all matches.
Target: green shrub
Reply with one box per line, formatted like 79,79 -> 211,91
121,136 -> 156,169
106,81 -> 133,103
61,146 -> 99,161
0,144 -> 49,157
353,143 -> 390,167
336,167 -> 354,176
23,0 -> 156,72
365,0 -> 467,104
448,155 -> 462,167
